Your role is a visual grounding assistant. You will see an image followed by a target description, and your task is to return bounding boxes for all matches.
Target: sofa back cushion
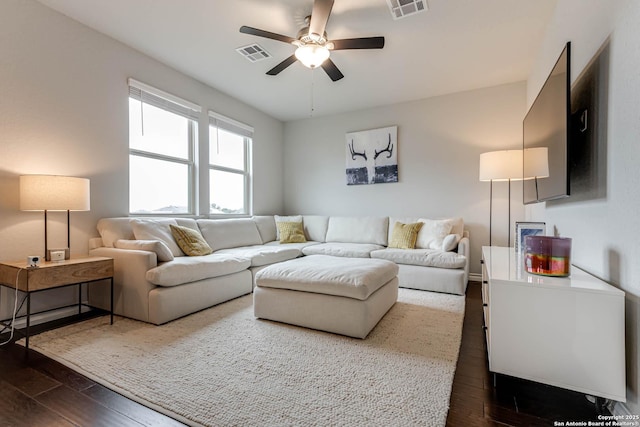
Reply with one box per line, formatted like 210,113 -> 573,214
325,216 -> 388,246
302,215 -> 329,242
197,218 -> 262,251
389,217 -> 465,251
252,216 -> 277,243
130,218 -> 185,257
97,218 -> 135,247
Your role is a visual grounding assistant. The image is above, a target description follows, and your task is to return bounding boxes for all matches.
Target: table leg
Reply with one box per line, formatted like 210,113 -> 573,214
78,283 -> 82,315
25,292 -> 31,349
110,278 -> 114,325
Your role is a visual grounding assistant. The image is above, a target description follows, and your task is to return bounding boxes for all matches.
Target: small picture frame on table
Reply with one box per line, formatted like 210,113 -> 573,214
515,222 -> 546,254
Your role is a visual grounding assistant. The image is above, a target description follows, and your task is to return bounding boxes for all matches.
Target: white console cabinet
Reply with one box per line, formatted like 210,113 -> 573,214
481,246 -> 626,402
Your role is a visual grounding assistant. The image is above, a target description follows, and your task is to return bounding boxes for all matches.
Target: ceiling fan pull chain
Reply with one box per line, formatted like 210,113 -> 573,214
310,68 -> 315,117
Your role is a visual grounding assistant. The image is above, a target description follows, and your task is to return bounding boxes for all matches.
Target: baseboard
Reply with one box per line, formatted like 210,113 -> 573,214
469,273 -> 482,282
7,305 -> 92,330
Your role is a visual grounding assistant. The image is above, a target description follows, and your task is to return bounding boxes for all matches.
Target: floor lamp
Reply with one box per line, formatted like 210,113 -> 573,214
20,175 -> 91,260
479,150 -> 522,246
523,147 -> 550,201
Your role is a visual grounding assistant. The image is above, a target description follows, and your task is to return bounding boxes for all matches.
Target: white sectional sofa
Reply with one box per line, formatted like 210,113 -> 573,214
88,215 -> 469,324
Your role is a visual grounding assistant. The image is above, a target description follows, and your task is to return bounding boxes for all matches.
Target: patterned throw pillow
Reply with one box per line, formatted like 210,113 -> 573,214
389,222 -> 424,249
276,221 -> 307,244
169,224 -> 213,256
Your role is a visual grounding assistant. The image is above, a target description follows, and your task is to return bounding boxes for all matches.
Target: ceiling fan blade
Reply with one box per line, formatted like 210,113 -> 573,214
309,0 -> 334,39
240,26 -> 296,44
331,37 -> 385,50
266,55 -> 298,76
321,58 -> 344,82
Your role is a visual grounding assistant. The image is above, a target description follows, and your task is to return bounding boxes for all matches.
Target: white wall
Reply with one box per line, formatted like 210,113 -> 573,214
526,0 -> 640,415
0,0 -> 284,315
283,82 -> 527,274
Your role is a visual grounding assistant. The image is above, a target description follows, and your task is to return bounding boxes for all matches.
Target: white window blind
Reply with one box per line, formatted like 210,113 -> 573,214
128,78 -> 201,121
208,111 -> 254,138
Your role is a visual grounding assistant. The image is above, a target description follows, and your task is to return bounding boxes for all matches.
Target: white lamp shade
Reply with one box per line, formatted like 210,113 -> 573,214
20,175 -> 90,211
479,150 -> 523,182
523,147 -> 550,179
295,44 -> 330,68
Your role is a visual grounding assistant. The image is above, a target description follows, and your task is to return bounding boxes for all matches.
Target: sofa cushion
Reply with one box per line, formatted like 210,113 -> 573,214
114,239 -> 174,262
302,215 -> 329,242
252,216 -> 277,243
97,218 -> 135,247
325,216 -> 388,246
255,255 -> 398,301
301,242 -> 384,258
264,241 -> 321,250
197,218 -> 262,251
415,219 -> 453,250
370,248 -> 467,269
170,224 -> 213,256
145,254 -> 251,287
274,215 -> 302,240
130,218 -> 185,257
389,222 -> 423,249
215,245 -> 301,267
389,217 -> 465,251
276,221 -> 307,243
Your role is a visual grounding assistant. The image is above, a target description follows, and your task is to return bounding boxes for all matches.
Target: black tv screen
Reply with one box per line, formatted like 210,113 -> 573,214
523,42 -> 571,204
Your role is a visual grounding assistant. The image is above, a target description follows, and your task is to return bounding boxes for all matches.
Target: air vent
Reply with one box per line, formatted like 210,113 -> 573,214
386,0 -> 428,19
236,44 -> 271,62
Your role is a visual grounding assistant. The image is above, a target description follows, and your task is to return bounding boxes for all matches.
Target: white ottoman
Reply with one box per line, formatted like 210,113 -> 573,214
254,255 -> 399,339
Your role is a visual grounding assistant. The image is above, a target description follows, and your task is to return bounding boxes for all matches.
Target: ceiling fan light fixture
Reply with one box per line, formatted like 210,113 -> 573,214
295,44 -> 330,68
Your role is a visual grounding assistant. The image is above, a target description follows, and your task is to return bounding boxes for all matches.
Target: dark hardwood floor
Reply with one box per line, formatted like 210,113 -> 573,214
0,282 -> 606,426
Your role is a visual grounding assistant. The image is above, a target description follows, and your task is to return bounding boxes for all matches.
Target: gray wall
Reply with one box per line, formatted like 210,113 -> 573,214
0,0 -> 284,315
283,82 -> 527,275
526,0 -> 640,415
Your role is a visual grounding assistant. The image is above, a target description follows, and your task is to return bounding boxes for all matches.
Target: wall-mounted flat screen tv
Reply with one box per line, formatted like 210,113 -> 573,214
523,42 -> 571,204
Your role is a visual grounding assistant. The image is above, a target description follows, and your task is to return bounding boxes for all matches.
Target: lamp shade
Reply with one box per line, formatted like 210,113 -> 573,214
523,147 -> 550,179
295,44 -> 330,68
20,175 -> 90,211
479,150 -> 523,182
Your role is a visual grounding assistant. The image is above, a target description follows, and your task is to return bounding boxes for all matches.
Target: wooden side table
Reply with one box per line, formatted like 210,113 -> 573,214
0,256 -> 114,349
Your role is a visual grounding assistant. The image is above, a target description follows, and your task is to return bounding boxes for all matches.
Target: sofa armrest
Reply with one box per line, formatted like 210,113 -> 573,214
88,247 -> 159,322
457,236 -> 470,284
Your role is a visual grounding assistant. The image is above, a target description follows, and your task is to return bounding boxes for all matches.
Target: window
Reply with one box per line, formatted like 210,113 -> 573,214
128,79 -> 200,214
208,112 -> 252,215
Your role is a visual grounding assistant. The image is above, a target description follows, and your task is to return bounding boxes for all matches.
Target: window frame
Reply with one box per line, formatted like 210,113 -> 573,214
208,111 -> 253,216
128,79 -> 201,216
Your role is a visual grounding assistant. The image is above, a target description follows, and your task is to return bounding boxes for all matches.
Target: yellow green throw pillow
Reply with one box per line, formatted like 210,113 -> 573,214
276,221 -> 307,243
170,224 -> 213,256
389,222 -> 424,249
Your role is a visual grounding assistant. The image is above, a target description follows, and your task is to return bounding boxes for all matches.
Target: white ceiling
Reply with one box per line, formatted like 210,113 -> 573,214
36,0 -> 558,122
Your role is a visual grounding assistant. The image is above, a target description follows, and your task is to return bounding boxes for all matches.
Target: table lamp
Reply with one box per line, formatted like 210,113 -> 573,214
20,175 -> 90,260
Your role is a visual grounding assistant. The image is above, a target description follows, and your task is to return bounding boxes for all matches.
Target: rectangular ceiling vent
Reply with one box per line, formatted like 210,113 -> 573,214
236,44 -> 271,62
386,0 -> 428,19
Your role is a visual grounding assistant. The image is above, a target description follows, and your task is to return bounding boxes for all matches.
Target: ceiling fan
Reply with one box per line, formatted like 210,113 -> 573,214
239,0 -> 385,82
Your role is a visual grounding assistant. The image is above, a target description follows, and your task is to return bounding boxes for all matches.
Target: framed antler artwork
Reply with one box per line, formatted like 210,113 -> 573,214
345,125 -> 398,185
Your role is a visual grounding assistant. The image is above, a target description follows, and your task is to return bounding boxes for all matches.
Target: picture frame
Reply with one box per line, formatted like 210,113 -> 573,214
515,222 -> 546,253
345,126 -> 398,185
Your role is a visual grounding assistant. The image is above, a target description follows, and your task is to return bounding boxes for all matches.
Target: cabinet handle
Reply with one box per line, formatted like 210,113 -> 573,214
483,326 -> 488,331
483,303 -> 488,307
480,259 -> 484,264
483,281 -> 488,284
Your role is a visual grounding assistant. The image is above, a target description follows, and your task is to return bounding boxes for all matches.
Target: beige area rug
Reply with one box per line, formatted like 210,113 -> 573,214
23,288 -> 465,427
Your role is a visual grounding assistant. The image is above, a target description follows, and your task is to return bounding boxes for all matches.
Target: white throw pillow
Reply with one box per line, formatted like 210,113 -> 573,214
115,239 -> 174,262
441,234 -> 461,252
274,215 -> 302,240
415,219 -> 453,250
130,218 -> 184,257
